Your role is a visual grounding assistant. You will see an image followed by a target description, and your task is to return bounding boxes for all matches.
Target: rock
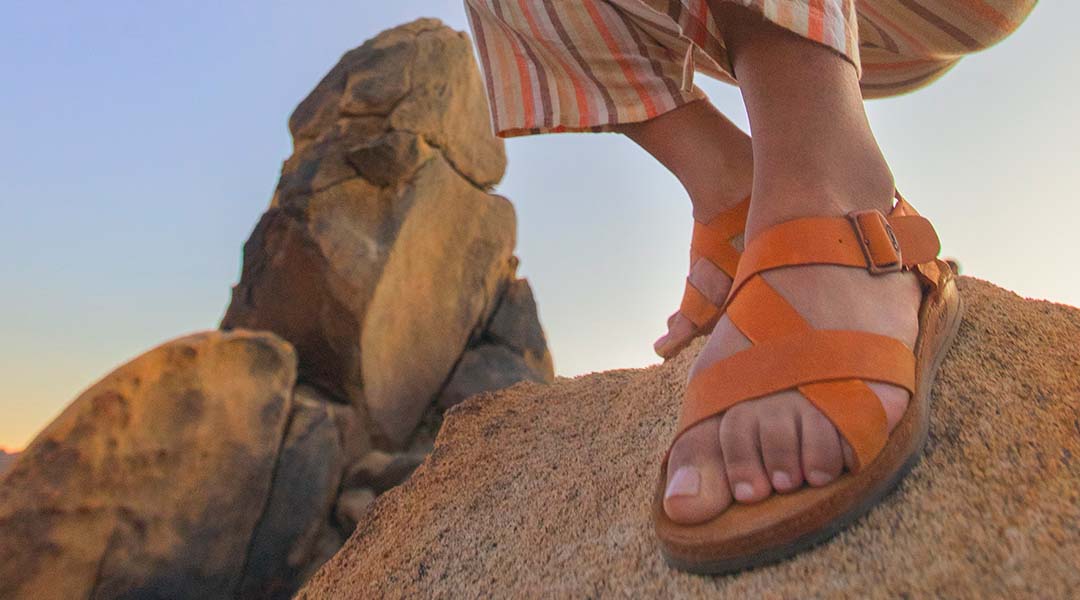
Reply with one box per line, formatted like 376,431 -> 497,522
0,450 -> 16,478
384,20 -> 506,189
437,344 -> 547,410
238,386 -> 351,600
486,279 -> 555,379
298,278 -> 1080,598
346,131 -> 433,187
341,450 -> 426,495
0,331 -> 297,600
222,19 -> 532,449
289,18 -> 505,189
356,166 -> 515,445
438,278 -> 554,409
334,489 -> 376,532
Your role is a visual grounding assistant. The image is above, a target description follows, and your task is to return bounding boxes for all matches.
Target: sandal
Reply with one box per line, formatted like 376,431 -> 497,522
652,193 -> 964,573
656,196 -> 751,359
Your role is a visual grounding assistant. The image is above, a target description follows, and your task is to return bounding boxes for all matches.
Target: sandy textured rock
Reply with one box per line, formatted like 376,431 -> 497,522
300,278 -> 1080,599
0,331 -> 297,600
222,19 -> 528,448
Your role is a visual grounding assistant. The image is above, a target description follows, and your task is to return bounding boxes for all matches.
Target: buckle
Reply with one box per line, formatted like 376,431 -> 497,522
848,210 -> 903,274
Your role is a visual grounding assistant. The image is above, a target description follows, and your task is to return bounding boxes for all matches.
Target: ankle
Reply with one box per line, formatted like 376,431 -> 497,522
683,152 -> 754,223
745,157 -> 894,238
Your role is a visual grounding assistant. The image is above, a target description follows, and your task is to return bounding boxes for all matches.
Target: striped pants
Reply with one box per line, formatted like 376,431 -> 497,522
463,0 -> 1037,138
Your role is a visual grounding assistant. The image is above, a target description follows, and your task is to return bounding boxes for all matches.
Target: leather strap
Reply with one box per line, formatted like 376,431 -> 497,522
678,280 -> 721,329
726,211 -> 940,308
679,329 -> 915,438
675,196 -> 749,330
674,197 -> 940,471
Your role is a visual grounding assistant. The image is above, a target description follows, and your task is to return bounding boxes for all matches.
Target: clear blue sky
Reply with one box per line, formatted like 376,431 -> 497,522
1,1 -> 1075,450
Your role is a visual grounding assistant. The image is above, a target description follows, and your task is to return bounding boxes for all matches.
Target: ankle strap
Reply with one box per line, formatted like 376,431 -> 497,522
725,206 -> 940,308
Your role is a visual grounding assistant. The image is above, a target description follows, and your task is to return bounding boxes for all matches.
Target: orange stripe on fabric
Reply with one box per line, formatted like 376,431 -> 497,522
807,0 -> 826,43
517,0 -> 591,128
956,0 -> 1014,32
690,0 -> 710,46
582,0 -> 660,120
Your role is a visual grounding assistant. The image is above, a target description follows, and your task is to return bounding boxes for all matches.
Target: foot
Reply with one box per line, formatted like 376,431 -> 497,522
653,199 -> 748,360
662,206 -> 922,524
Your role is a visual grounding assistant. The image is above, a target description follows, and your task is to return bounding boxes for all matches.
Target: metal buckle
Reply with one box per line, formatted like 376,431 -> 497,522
848,210 -> 903,274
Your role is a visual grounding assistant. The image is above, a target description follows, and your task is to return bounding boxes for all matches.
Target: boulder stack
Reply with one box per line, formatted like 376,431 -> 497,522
0,18 -> 553,600
221,17 -> 551,448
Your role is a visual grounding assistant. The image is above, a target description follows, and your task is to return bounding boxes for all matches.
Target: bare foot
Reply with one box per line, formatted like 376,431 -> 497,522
653,199 -> 748,360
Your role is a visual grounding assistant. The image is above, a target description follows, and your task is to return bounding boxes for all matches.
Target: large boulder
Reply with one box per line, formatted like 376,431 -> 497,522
0,331 -> 353,600
299,278 -> 1080,598
222,18 -> 549,449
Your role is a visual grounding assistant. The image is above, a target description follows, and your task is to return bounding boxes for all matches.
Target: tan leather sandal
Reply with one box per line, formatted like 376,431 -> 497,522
657,196 -> 751,359
653,194 -> 963,574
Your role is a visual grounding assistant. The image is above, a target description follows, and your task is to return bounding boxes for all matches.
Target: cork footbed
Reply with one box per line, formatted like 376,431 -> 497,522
653,261 -> 964,574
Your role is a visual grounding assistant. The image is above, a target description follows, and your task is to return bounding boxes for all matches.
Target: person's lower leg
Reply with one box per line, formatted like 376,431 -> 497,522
615,98 -> 753,223
712,4 -> 895,236
617,98 -> 756,358
663,5 -> 918,524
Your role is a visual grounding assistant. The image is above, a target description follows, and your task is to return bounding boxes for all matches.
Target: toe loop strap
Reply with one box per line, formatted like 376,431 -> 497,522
676,329 -> 915,441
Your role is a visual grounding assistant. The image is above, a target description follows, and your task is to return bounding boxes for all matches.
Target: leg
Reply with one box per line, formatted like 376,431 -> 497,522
614,98 -> 753,224
663,5 -> 921,524
614,99 -> 754,357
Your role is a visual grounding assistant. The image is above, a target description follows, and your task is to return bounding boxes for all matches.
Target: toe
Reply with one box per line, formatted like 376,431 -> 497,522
719,406 -> 772,503
663,416 -> 733,524
654,313 -> 698,359
799,406 -> 844,487
757,396 -> 803,493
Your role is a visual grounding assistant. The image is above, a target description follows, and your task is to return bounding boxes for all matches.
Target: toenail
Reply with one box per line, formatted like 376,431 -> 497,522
665,466 -> 701,499
771,471 -> 793,490
807,470 -> 834,486
733,482 -> 755,502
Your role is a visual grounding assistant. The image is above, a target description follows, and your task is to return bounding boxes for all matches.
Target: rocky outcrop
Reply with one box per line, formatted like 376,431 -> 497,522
0,331 -> 340,599
222,18 -> 552,449
0,18 -> 555,600
299,278 -> 1080,599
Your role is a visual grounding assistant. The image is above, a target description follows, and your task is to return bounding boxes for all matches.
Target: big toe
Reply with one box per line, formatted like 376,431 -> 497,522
663,416 -> 732,524
654,313 -> 698,358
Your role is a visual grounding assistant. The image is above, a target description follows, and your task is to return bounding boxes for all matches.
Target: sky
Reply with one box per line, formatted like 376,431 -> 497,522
1,1 -> 1076,451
